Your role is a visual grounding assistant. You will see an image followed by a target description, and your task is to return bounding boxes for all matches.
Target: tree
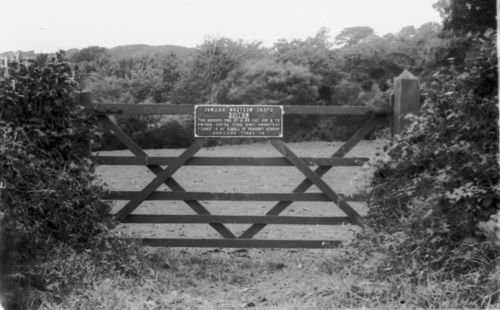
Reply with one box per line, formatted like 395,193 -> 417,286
151,53 -> 181,103
434,0 -> 496,34
334,26 -> 375,47
71,46 -> 110,73
214,58 -> 320,106
273,28 -> 344,104
173,37 -> 265,104
397,26 -> 417,42
336,22 -> 444,91
71,46 -> 108,62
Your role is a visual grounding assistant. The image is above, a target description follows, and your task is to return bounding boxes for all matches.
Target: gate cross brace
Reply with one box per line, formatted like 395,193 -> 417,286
270,139 -> 365,226
238,117 -> 385,239
99,115 -> 237,239
114,139 -> 204,220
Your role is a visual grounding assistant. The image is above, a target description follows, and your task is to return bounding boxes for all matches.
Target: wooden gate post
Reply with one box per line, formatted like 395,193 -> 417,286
392,70 -> 420,135
72,91 -> 92,107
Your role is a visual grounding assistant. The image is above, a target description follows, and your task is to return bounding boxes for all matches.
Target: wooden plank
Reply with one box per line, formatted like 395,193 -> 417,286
95,103 -> 194,115
139,238 -> 343,248
104,191 -> 367,202
285,105 -> 391,116
239,117 -> 385,239
93,103 -> 391,116
114,140 -> 204,221
92,156 -> 369,167
271,139 -> 365,227
122,215 -> 352,225
99,115 -> 237,239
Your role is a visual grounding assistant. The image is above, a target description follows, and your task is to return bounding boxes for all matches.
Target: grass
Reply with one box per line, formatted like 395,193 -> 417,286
37,245 -> 499,309
36,247 -> 384,309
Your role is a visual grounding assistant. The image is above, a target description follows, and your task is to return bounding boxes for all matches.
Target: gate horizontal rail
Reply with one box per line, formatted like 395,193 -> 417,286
122,214 -> 352,225
103,191 -> 366,202
92,103 -> 392,116
92,156 -> 369,166
140,238 -> 343,248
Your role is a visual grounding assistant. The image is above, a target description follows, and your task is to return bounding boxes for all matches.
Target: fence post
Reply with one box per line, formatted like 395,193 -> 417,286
392,70 -> 420,136
72,91 -> 92,107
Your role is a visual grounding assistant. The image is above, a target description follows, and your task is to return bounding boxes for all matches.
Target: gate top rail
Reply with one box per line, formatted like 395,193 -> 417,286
88,103 -> 392,116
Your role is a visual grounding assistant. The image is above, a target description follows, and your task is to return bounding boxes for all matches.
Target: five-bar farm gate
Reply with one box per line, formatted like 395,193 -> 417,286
76,70 -> 420,249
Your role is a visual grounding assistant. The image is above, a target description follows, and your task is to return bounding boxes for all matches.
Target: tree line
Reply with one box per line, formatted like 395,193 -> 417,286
73,23 -> 444,108
65,23 -> 449,148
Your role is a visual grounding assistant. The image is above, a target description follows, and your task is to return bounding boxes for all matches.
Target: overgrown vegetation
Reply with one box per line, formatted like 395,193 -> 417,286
0,55 -> 111,244
336,0 -> 499,307
0,55 -> 144,309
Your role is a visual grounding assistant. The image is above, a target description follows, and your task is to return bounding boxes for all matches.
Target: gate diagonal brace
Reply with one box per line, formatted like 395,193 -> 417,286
270,139 -> 365,226
114,140 -> 204,221
239,117 -> 385,239
99,115 -> 237,239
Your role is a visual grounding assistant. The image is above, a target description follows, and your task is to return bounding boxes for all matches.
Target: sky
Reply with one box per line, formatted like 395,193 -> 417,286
1,0 -> 442,53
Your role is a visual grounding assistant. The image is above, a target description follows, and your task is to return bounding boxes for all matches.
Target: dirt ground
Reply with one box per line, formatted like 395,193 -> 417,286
93,140 -> 387,309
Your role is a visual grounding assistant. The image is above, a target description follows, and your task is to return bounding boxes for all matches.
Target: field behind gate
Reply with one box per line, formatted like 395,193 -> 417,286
95,140 -> 386,242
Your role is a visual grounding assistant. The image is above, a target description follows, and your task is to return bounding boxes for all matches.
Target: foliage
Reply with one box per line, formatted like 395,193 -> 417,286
215,58 -> 320,106
0,55 -> 118,309
336,2 -> 499,307
173,37 -> 265,105
86,53 -> 181,104
334,26 -> 375,47
353,31 -> 499,307
434,0 -> 496,34
0,55 -> 112,245
71,46 -> 110,73
71,46 -> 109,63
273,29 -> 344,103
338,22 -> 444,91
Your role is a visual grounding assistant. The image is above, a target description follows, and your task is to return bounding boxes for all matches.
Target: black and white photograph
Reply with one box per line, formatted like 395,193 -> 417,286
0,0 -> 498,309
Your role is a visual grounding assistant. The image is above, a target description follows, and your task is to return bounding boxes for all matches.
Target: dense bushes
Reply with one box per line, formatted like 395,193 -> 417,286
0,54 -> 118,308
344,32 -> 499,308
0,54 -> 112,245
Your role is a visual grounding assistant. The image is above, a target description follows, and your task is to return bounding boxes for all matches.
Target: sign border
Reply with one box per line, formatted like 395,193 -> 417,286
194,104 -> 284,138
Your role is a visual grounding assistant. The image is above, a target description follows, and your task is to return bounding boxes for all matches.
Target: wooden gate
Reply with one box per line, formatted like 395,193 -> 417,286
75,71 -> 419,249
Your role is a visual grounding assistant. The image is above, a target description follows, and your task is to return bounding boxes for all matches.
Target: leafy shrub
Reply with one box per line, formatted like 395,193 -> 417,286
0,55 -> 115,308
347,32 -> 499,308
0,54 -> 112,245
